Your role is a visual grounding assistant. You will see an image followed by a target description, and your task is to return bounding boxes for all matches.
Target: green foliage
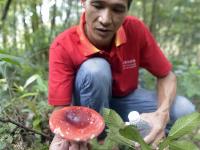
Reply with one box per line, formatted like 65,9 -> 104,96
103,108 -> 124,129
131,0 -> 200,104
97,108 -> 200,150
102,108 -> 135,149
168,112 -> 200,140
0,50 -> 24,66
169,141 -> 199,150
0,52 -> 51,149
90,108 -> 135,150
90,135 -> 118,150
193,133 -> 200,141
119,126 -> 151,150
159,112 -> 200,149
175,64 -> 200,99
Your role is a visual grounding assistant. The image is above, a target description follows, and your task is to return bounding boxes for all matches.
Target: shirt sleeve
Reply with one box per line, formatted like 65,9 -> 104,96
139,21 -> 172,77
48,42 -> 74,106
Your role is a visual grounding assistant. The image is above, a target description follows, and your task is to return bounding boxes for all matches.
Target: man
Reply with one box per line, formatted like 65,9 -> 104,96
48,0 -> 195,149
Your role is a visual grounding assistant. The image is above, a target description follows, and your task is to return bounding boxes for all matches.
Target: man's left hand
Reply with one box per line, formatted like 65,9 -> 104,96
140,110 -> 170,148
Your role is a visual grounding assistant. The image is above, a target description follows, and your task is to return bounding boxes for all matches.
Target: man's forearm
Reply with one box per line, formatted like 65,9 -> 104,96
156,71 -> 177,113
142,72 -> 177,144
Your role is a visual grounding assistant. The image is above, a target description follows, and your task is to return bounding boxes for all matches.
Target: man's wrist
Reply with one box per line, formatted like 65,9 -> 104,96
157,99 -> 171,114
156,108 -> 170,123
157,107 -> 170,114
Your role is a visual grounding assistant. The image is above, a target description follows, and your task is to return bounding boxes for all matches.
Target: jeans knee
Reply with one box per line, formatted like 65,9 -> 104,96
75,58 -> 112,92
81,58 -> 112,83
74,58 -> 112,111
170,96 -> 196,121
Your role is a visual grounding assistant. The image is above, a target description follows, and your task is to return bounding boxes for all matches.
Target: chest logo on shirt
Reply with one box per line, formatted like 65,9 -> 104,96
122,59 -> 137,70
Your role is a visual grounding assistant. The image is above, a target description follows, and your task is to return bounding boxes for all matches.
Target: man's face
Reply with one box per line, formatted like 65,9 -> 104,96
82,0 -> 128,49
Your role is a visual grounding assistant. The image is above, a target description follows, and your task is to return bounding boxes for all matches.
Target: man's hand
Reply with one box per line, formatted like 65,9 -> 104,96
138,71 -> 176,149
49,134 -> 89,150
140,110 -> 170,149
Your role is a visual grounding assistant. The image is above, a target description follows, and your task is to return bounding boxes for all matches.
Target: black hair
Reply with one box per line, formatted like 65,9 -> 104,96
128,0 -> 132,9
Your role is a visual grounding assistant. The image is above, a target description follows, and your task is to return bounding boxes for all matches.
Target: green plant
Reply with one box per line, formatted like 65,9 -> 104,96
0,55 -> 51,149
90,108 -> 200,150
175,64 -> 200,99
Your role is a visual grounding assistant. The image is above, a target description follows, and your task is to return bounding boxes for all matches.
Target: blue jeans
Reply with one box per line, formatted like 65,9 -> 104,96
73,58 -> 195,130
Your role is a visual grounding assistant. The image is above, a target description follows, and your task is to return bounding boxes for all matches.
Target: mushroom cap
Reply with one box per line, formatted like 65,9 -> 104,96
49,106 -> 105,142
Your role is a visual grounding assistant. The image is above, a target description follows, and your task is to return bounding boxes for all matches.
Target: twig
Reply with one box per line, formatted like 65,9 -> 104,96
0,117 -> 52,140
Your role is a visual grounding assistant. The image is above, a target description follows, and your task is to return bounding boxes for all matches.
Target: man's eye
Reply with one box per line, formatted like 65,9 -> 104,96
92,3 -> 104,9
113,8 -> 125,13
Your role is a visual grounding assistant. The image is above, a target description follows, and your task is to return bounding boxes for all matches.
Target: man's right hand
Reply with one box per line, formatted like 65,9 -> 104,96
49,134 -> 89,150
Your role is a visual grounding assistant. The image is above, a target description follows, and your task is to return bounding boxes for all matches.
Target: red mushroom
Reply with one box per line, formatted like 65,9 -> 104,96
49,106 -> 105,142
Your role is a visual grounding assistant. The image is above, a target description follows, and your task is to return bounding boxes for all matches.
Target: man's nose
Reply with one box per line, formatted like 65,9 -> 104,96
98,9 -> 112,26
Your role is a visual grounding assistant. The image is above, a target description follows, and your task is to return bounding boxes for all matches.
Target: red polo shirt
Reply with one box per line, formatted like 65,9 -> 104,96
48,13 -> 172,106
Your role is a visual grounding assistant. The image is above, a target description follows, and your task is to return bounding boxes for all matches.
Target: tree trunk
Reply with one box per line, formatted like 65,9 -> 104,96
2,29 -> 7,48
1,0 -> 12,21
0,0 -> 12,31
51,0 -> 57,32
64,0 -> 72,25
39,3 -> 44,25
76,0 -> 80,24
149,0 -> 158,37
13,0 -> 17,50
142,0 -> 147,24
20,2 -> 30,51
31,1 -> 39,32
50,0 -> 57,40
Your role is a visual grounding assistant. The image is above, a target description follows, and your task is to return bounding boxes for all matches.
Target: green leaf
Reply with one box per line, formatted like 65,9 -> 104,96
5,135 -> 13,143
90,139 -> 102,150
0,142 -> 6,150
0,53 -> 23,66
0,0 -> 4,3
102,108 -> 124,129
101,135 -> 117,150
90,137 -> 117,150
0,50 -> 6,54
33,115 -> 42,131
158,138 -> 170,150
23,74 -> 39,88
169,140 -> 199,150
193,134 -> 200,141
168,112 -> 200,140
24,99 -> 37,114
102,108 -> 135,149
36,76 -> 47,92
19,92 -> 38,99
1,58 -> 20,66
119,125 -> 151,150
106,130 -> 134,149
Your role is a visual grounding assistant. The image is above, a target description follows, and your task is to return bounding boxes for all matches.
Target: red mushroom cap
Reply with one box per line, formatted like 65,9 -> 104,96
49,106 -> 105,142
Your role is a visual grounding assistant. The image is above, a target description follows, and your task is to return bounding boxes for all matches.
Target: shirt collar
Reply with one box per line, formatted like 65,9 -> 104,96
77,12 -> 127,56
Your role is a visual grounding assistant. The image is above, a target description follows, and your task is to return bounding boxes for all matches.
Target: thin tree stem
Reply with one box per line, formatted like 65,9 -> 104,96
0,117 -> 52,140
